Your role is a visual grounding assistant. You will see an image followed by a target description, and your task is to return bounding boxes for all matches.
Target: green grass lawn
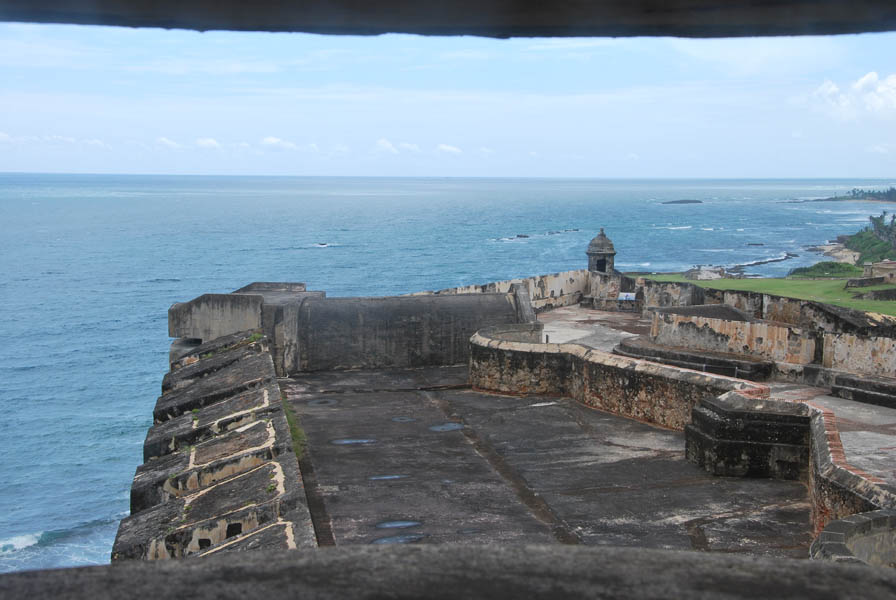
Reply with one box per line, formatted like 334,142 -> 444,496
634,273 -> 896,316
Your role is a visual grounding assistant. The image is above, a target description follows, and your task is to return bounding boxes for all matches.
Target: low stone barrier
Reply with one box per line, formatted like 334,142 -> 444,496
416,269 -> 590,312
807,403 -> 896,534
470,324 -> 765,431
811,509 -> 896,566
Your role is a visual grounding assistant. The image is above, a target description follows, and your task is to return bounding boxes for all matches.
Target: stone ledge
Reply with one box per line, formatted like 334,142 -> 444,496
5,544 -> 896,599
810,509 -> 896,566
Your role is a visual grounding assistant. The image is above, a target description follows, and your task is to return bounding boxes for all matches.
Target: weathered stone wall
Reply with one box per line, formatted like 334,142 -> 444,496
822,333 -> 896,376
168,283 -> 324,345
169,293 -> 265,341
115,331 -> 316,561
470,327 -> 763,430
807,407 -> 895,534
811,509 -> 896,566
297,294 -> 521,372
636,278 -> 706,310
686,391 -> 811,480
419,269 -> 590,312
650,310 -> 817,365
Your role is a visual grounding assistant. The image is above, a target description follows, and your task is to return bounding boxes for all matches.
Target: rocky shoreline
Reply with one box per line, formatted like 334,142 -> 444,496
806,242 -> 860,265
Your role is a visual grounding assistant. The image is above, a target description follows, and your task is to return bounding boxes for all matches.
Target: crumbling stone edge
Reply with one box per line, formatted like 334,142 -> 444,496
810,509 -> 896,566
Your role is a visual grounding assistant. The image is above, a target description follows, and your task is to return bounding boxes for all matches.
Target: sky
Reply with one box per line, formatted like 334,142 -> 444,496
0,23 -> 894,177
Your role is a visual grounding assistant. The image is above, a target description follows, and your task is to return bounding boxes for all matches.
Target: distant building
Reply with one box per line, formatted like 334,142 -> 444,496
862,259 -> 896,280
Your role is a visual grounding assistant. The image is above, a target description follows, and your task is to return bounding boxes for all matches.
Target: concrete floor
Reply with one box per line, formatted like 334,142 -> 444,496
537,305 -> 650,351
283,367 -> 812,556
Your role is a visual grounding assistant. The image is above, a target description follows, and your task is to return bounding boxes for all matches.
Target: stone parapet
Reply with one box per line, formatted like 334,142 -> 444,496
470,329 -> 764,430
114,330 -> 315,561
685,392 -> 811,479
810,509 -> 896,566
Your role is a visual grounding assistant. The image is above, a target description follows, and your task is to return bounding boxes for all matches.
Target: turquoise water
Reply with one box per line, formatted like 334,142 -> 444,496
1,174 -> 894,572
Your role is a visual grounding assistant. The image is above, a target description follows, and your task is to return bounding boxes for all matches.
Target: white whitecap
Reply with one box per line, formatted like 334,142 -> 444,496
0,533 -> 41,553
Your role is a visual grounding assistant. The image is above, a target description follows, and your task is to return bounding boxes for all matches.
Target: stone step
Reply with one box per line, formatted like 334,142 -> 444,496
113,459 -> 310,560
614,337 -> 774,381
152,351 -> 276,423
143,382 -> 281,460
132,418 -> 286,513
832,373 -> 896,409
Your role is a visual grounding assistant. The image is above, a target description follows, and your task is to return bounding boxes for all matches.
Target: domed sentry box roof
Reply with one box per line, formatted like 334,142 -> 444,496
587,228 -> 616,255
586,228 -> 616,273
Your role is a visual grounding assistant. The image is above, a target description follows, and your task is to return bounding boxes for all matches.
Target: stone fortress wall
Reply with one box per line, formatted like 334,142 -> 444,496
133,228 -> 896,570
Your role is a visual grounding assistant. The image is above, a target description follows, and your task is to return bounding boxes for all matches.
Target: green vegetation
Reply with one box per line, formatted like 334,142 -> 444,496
266,483 -> 277,493
787,261 -> 863,278
846,229 -> 896,264
281,390 -> 307,461
196,330 -> 265,361
837,187 -> 896,202
637,273 -> 896,316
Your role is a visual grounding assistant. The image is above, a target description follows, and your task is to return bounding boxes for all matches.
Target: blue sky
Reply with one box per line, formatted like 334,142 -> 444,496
0,23 -> 894,177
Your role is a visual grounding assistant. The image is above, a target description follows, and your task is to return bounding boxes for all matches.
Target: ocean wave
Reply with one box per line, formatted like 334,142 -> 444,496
145,278 -> 181,283
701,228 -> 714,231
0,533 -> 41,553
653,225 -> 692,230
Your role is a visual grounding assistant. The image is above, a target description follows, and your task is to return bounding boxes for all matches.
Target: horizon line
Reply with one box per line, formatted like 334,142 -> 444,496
1,171 -> 894,181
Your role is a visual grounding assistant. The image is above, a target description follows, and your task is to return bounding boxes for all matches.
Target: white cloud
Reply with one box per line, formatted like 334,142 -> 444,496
157,136 -> 181,148
376,138 -> 399,154
0,131 -> 9,142
869,143 -> 892,154
398,142 -> 420,153
45,135 -> 75,144
478,147 -> 494,155
437,143 -> 462,154
626,152 -> 640,161
196,137 -> 221,149
812,72 -> 896,119
261,136 -> 298,150
84,138 -> 108,148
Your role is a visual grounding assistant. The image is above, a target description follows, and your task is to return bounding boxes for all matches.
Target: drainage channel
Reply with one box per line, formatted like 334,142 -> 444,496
280,381 -> 336,547
419,390 -> 583,545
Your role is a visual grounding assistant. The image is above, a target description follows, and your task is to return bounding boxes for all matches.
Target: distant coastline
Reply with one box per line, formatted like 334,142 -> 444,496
784,186 -> 896,204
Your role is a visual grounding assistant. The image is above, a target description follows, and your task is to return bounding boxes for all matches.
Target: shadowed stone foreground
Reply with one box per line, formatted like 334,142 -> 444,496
4,545 -> 895,600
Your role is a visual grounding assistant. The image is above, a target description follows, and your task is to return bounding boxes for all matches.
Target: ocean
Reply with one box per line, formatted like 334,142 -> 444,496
1,174 -> 894,572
